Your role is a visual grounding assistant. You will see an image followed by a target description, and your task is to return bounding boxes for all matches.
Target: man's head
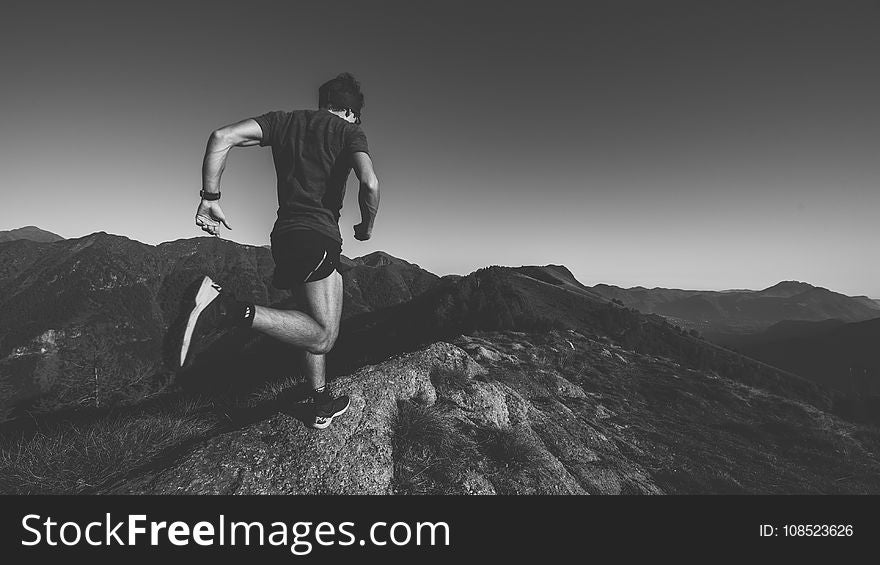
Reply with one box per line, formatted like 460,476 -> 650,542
319,73 -> 365,124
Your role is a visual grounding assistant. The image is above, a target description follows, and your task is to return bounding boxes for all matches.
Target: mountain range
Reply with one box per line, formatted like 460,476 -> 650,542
591,281 -> 880,342
0,229 -> 873,408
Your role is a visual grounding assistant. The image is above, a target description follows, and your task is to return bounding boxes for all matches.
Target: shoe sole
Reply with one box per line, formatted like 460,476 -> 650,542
179,276 -> 221,367
311,398 -> 351,430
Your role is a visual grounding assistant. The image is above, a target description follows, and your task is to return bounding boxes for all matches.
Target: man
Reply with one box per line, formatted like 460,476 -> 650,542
179,73 -> 380,430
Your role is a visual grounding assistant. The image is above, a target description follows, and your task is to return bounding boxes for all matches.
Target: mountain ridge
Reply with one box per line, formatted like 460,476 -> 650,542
0,226 -> 64,243
591,280 -> 880,341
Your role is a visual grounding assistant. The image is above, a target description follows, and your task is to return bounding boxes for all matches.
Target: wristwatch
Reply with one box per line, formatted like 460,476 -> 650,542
200,190 -> 221,201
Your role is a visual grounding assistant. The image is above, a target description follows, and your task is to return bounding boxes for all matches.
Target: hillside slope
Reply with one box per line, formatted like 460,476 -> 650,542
0,235 -> 439,358
339,252 -> 441,316
736,318 -> 880,393
113,336 -> 880,495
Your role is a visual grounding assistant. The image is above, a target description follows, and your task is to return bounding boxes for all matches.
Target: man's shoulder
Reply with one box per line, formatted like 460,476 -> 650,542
258,110 -> 312,135
340,121 -> 367,142
261,109 -> 313,121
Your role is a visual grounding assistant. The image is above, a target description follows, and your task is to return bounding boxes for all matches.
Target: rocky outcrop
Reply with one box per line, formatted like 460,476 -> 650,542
117,343 -> 483,494
115,334 -> 672,495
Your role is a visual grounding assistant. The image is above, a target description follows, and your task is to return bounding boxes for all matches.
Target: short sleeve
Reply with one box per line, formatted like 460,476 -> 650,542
252,111 -> 286,147
345,125 -> 370,156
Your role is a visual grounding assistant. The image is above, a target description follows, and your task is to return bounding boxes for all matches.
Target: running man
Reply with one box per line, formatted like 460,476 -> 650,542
179,73 -> 380,429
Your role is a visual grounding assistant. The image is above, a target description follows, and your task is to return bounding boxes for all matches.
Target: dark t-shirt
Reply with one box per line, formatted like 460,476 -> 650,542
252,109 -> 369,243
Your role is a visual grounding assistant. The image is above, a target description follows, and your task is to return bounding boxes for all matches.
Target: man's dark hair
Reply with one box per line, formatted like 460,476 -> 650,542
318,73 -> 365,121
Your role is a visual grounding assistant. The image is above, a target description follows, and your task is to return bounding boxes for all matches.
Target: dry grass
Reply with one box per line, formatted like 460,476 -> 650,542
479,426 -> 548,472
248,376 -> 302,406
390,399 -> 479,494
0,412 -> 217,494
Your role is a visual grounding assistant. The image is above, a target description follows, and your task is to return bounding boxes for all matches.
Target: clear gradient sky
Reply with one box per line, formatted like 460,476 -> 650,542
1,1 -> 878,296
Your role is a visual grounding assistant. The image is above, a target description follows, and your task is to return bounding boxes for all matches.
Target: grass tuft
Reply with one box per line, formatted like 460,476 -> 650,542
479,426 -> 548,472
390,399 -> 479,494
248,376 -> 302,407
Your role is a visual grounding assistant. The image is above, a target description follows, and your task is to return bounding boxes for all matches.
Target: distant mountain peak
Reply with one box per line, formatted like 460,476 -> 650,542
517,264 -> 587,289
758,280 -> 816,297
70,231 -> 141,248
353,251 -> 411,267
766,280 -> 813,289
0,226 -> 64,244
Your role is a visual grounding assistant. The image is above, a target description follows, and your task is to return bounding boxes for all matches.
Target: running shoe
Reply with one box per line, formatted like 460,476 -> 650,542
311,392 -> 351,429
178,275 -> 241,367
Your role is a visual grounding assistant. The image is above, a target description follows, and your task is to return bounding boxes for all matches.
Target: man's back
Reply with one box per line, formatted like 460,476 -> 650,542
253,109 -> 370,244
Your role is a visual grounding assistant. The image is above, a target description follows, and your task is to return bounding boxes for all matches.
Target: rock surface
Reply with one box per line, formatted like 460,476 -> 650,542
115,330 -> 880,495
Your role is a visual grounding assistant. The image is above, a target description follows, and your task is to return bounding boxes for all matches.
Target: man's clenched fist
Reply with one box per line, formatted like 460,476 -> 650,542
353,222 -> 371,241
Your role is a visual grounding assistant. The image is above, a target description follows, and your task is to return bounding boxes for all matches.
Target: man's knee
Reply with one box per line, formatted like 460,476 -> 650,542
310,327 -> 339,355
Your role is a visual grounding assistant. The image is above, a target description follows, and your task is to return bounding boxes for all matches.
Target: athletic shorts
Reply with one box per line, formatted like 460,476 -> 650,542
270,229 -> 342,289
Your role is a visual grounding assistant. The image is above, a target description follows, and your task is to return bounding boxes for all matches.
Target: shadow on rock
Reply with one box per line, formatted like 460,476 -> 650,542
220,382 -> 315,430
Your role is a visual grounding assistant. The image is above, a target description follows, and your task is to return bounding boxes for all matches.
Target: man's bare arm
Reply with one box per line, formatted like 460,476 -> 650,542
351,152 -> 380,240
196,118 -> 263,236
201,118 -> 264,195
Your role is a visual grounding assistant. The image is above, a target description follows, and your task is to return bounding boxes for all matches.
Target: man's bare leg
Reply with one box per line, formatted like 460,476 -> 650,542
251,269 -> 344,357
250,307 -> 326,351
246,271 -> 346,429
303,350 -> 326,392
299,269 -> 343,391
251,270 -> 343,392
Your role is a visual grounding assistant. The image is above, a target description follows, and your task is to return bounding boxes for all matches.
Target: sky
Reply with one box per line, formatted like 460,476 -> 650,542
1,0 -> 878,296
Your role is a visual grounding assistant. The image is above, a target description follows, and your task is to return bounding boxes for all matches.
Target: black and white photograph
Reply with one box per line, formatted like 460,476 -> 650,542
1,0 -> 878,556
